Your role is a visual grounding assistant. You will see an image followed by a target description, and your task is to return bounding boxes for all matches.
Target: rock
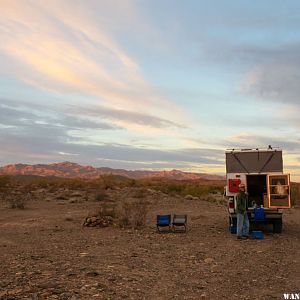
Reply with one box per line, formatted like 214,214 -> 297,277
90,217 -> 97,223
204,258 -> 214,263
33,188 -> 47,194
185,195 -> 199,200
86,270 -> 100,277
83,215 -> 114,228
70,191 -> 84,197
68,199 -> 76,203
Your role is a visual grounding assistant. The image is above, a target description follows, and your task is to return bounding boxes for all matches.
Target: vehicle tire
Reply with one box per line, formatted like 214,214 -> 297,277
273,219 -> 282,233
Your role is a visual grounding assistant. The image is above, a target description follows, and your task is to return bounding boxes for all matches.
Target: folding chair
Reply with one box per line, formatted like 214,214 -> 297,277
172,214 -> 187,232
156,214 -> 171,232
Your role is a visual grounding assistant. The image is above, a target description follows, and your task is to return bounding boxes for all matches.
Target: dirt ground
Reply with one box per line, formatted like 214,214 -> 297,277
0,189 -> 299,300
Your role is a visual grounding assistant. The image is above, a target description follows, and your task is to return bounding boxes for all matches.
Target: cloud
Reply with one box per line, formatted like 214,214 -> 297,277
0,114 -> 223,170
0,105 -> 37,127
0,98 -> 221,170
0,101 -> 119,131
67,105 -> 184,129
205,41 -> 300,106
241,48 -> 300,105
226,132 -> 300,152
1,97 -> 183,133
199,38 -> 300,107
0,0 -> 185,124
0,125 -> 224,171
56,115 -> 119,130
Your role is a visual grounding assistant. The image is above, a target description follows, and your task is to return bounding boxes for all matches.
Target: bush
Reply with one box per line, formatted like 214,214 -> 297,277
118,199 -> 148,229
91,202 -> 117,219
101,174 -> 118,190
132,188 -> 147,198
7,195 -> 27,209
0,176 -> 10,192
291,183 -> 300,206
118,201 -> 132,227
94,190 -> 108,202
143,179 -> 224,200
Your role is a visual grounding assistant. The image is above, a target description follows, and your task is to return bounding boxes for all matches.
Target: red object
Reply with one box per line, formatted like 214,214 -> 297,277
229,200 -> 234,209
228,179 -> 241,193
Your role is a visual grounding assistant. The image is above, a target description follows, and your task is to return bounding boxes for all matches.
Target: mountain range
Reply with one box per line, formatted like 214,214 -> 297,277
0,162 -> 224,181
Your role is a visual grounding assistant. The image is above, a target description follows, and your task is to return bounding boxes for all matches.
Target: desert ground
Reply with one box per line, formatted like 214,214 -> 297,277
0,186 -> 299,300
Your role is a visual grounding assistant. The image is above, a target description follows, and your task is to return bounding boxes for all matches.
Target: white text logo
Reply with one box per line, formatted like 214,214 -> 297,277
283,294 -> 300,300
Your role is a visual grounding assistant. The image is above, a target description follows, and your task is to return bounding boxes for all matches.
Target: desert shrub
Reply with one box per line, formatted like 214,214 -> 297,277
0,176 -> 10,192
291,183 -> 300,206
118,199 -> 148,229
91,202 -> 117,218
183,184 -> 223,198
131,200 -> 148,228
118,201 -> 132,227
35,178 -> 50,189
132,187 -> 147,198
7,195 -> 27,209
99,174 -> 138,189
101,174 -> 118,190
19,183 -> 36,194
127,179 -> 137,187
143,179 -> 224,200
67,178 -> 86,189
94,190 -> 108,202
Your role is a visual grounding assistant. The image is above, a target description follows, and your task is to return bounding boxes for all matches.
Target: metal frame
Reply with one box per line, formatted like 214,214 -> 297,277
267,174 -> 291,209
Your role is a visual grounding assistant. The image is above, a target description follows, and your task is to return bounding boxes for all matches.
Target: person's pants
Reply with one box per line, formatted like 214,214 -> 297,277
237,213 -> 249,237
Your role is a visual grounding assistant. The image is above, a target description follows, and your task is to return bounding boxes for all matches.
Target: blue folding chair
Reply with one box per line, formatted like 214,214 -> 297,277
156,214 -> 171,232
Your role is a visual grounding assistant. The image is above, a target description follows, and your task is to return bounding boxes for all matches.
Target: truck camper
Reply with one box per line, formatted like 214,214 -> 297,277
225,148 -> 290,233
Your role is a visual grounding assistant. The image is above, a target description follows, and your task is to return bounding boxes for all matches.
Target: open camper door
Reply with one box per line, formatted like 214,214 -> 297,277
267,174 -> 291,208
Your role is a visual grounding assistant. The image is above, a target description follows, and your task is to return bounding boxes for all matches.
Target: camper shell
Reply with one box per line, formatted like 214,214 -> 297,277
225,148 -> 291,233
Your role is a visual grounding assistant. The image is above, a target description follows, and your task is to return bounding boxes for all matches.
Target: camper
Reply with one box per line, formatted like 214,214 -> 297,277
225,148 -> 291,233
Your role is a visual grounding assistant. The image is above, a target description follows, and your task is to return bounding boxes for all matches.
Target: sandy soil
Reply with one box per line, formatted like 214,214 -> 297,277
0,190 -> 299,300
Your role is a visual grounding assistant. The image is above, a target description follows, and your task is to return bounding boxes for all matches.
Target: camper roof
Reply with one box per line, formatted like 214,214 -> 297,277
225,147 -> 282,153
225,148 -> 283,173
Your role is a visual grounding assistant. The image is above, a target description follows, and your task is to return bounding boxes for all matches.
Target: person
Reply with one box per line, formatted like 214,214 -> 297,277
275,181 -> 285,195
236,183 -> 249,240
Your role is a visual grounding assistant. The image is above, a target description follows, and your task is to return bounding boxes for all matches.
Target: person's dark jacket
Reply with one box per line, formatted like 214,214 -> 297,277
236,192 -> 248,214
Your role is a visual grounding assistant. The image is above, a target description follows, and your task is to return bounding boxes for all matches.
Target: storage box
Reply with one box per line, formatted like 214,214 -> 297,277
251,230 -> 264,239
228,179 -> 241,193
254,207 -> 265,220
263,193 -> 269,208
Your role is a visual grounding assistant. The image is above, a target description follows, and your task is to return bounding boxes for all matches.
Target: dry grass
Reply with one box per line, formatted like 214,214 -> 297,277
94,190 -> 108,202
118,199 -> 149,229
90,202 -> 117,219
0,176 -> 10,191
132,187 -> 148,198
6,195 -> 27,209
139,179 -> 225,199
291,182 -> 300,206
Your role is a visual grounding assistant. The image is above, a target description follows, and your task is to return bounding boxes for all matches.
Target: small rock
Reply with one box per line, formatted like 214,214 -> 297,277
204,258 -> 214,263
185,195 -> 199,200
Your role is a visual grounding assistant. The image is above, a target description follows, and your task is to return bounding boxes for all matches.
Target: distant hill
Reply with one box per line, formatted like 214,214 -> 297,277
0,161 -> 224,181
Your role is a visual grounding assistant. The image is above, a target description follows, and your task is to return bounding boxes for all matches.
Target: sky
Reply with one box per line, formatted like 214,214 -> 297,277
0,0 -> 300,181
